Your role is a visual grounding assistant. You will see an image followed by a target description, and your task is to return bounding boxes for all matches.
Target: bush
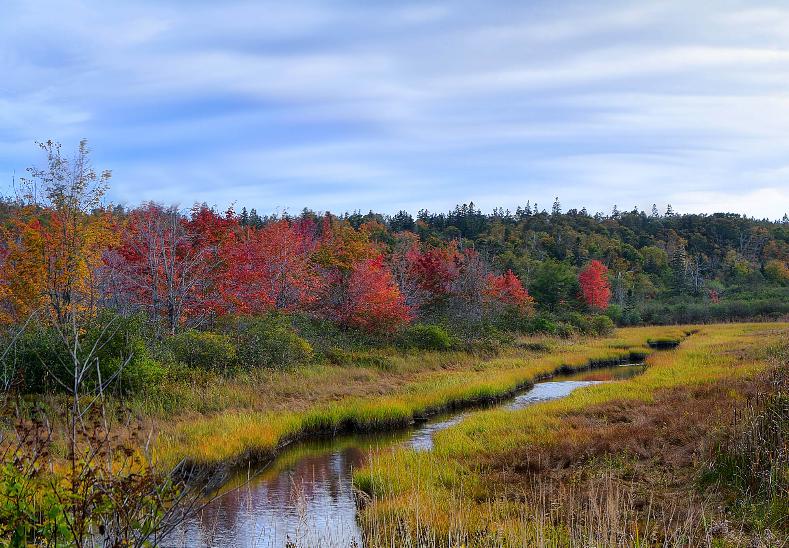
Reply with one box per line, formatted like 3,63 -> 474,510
224,315 -> 313,369
621,307 -> 643,326
638,297 -> 789,325
529,316 -> 557,334
399,324 -> 453,351
2,313 -> 164,395
555,322 -> 578,339
87,313 -> 165,394
589,315 -> 615,336
604,304 -> 624,325
168,330 -> 236,373
567,312 -> 591,334
2,325 -> 61,393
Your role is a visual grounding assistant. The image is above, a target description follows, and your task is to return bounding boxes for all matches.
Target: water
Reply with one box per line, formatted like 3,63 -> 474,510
177,364 -> 645,547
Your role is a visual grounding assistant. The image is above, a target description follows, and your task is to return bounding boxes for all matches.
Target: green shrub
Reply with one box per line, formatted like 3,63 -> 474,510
2,325 -> 61,393
3,313 -> 163,395
555,322 -> 578,339
589,315 -> 615,336
168,330 -> 236,373
399,324 -> 453,351
223,315 -> 313,369
604,304 -> 624,325
529,316 -> 557,334
567,312 -> 591,334
622,307 -> 643,326
88,313 -> 165,394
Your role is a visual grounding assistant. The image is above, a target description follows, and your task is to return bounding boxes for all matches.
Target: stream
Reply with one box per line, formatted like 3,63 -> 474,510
175,364 -> 645,547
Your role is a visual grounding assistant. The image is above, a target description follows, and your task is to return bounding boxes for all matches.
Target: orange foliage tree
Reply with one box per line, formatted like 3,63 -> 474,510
0,140 -> 116,326
340,256 -> 411,333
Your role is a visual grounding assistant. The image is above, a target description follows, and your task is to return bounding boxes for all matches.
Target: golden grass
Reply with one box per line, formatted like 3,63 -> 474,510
353,322 -> 789,545
154,325 -> 689,469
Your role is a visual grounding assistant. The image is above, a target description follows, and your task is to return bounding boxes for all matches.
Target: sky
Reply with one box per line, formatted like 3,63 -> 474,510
1,0 -> 789,220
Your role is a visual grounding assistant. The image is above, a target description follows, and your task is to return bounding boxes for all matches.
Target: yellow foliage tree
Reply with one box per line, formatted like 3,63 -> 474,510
0,140 -> 117,326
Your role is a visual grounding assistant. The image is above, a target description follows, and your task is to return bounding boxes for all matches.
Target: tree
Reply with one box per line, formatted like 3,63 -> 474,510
388,231 -> 427,310
670,246 -> 688,293
114,203 -> 228,335
484,270 -> 534,313
340,256 -> 411,333
389,210 -> 415,232
529,259 -> 578,311
1,140 -> 117,328
764,259 -> 789,286
447,248 -> 489,325
224,219 -> 323,313
578,260 -> 611,311
407,243 -> 461,305
0,218 -> 47,324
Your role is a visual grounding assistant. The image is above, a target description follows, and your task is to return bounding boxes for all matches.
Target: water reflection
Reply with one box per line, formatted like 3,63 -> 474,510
178,364 -> 644,547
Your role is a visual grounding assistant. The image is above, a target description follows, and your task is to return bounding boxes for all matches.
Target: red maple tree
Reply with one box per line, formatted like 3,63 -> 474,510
578,260 -> 611,310
340,255 -> 411,333
114,203 -> 230,334
406,243 -> 461,299
484,270 -> 534,311
224,219 -> 323,313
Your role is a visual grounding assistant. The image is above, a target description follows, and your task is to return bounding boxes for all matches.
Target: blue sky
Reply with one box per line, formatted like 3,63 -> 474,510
1,0 -> 788,219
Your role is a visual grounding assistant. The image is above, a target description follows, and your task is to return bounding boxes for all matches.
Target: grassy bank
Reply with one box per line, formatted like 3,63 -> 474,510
353,322 -> 789,546
153,326 -> 687,470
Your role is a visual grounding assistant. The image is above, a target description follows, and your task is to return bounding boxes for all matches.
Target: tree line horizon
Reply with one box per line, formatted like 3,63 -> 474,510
1,140 -> 787,344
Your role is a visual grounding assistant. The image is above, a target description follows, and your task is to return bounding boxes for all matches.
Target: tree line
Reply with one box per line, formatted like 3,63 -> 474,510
3,142 -> 788,344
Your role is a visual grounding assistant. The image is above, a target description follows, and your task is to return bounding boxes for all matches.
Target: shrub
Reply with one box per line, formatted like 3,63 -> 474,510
1,325 -> 61,393
555,322 -> 578,339
529,316 -> 557,334
2,313 -> 164,395
168,330 -> 237,373
604,304 -> 624,325
589,315 -> 615,336
87,313 -> 165,394
399,324 -> 453,351
567,312 -> 591,334
224,315 -> 313,369
621,307 -> 643,326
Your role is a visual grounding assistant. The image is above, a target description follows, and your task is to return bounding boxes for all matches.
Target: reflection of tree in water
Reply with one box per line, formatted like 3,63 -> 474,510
191,446 -> 368,546
188,366 -> 648,546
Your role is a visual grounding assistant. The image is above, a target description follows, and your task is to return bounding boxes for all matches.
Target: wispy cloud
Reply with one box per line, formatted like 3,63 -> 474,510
0,0 -> 787,218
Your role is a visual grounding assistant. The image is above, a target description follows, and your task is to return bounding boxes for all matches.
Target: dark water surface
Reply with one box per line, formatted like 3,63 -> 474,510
176,364 -> 645,547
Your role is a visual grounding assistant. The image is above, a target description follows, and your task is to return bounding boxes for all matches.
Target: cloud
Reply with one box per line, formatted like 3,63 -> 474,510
0,0 -> 788,219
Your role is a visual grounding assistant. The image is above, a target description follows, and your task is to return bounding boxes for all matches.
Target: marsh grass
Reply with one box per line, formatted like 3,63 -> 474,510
154,326 -> 688,469
357,467 -> 718,547
702,359 -> 789,533
354,323 -> 789,546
